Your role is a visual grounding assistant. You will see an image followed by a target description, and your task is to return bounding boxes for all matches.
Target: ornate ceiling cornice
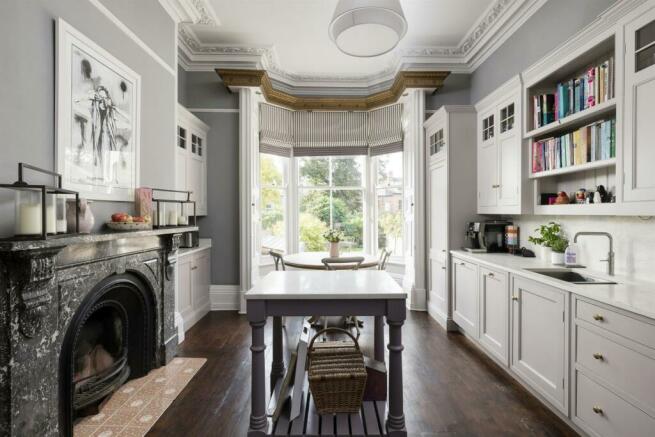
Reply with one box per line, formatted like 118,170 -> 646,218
216,69 -> 450,111
159,0 -> 219,25
179,0 -> 547,89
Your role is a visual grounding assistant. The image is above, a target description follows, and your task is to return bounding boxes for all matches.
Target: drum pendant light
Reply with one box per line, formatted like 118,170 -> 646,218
329,0 -> 408,57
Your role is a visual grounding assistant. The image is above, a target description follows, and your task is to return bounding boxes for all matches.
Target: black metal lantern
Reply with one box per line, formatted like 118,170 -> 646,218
151,188 -> 196,228
0,163 -> 79,240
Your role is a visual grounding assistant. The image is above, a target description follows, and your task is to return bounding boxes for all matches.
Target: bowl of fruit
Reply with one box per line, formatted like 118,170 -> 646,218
106,213 -> 152,231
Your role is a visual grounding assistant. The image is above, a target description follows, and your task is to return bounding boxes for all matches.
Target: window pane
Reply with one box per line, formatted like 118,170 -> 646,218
299,157 -> 329,186
377,188 -> 403,255
332,190 -> 363,252
332,156 -> 364,186
299,189 -> 330,252
376,152 -> 403,186
261,188 -> 285,253
260,154 -> 287,187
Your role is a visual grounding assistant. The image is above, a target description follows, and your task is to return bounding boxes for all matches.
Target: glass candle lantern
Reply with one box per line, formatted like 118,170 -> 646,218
15,190 -> 43,236
56,195 -> 67,233
167,203 -> 179,226
45,193 -> 56,234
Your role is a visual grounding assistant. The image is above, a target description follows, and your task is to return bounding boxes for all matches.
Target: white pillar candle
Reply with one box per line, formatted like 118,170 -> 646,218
16,203 -> 43,235
46,204 -> 56,234
56,196 -> 67,233
167,209 -> 178,226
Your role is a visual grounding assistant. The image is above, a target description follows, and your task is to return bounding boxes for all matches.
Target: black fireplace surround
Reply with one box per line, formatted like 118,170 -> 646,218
0,227 -> 194,436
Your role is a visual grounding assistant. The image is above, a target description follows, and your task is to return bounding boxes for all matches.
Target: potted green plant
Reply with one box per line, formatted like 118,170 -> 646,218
528,222 -> 568,264
549,236 -> 569,265
323,228 -> 344,257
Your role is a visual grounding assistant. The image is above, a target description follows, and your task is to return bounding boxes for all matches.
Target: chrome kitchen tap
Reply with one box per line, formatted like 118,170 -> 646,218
573,232 -> 615,276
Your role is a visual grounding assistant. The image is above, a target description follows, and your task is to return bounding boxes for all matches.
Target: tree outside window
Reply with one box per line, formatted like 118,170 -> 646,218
260,154 -> 287,255
375,152 -> 403,257
298,156 -> 364,252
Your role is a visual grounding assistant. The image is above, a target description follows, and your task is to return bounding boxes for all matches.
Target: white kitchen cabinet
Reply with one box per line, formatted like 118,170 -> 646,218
623,8 -> 655,204
175,245 -> 211,335
479,267 -> 509,365
511,276 -> 568,414
452,257 -> 479,338
177,104 -> 209,215
425,106 -> 480,330
475,76 -> 528,215
572,296 -> 655,436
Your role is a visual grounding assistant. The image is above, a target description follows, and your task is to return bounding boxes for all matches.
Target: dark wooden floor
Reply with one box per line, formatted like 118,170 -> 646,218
149,311 -> 578,436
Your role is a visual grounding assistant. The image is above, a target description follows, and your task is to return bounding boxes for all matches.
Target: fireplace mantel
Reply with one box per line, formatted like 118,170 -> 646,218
0,226 -> 196,436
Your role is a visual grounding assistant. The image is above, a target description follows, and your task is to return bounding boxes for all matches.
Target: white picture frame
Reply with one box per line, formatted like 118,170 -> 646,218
56,18 -> 141,202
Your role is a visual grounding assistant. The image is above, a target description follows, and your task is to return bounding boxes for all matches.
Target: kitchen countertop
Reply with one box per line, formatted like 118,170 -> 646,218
177,238 -> 211,257
451,250 -> 655,320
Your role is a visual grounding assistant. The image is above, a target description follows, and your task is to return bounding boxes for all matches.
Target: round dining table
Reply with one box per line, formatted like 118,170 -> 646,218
283,252 -> 379,270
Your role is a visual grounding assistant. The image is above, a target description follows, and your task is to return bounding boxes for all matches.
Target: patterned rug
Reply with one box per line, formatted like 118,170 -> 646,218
74,357 -> 206,437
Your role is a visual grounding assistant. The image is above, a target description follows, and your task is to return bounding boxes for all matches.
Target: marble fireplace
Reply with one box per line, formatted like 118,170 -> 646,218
0,228 -> 193,436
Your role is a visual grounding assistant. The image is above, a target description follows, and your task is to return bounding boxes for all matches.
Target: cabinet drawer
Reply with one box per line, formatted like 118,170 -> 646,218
576,299 -> 655,350
575,371 -> 655,437
577,326 -> 655,415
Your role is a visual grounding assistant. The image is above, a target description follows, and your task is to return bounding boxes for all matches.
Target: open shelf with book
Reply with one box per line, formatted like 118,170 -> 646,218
524,34 -> 618,215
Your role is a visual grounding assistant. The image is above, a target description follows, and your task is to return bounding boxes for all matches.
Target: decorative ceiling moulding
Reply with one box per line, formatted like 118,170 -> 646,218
158,0 -> 219,25
179,0 -> 547,82
216,69 -> 450,111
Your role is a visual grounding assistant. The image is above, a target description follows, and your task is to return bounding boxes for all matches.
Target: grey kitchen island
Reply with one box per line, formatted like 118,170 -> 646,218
245,270 -> 408,437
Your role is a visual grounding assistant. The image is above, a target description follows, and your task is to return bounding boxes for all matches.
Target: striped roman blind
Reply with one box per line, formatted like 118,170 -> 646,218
293,110 -> 369,156
368,104 -> 404,156
259,104 -> 294,157
259,103 -> 403,157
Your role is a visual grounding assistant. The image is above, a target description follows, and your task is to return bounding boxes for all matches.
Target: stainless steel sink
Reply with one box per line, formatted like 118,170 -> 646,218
524,268 -> 617,285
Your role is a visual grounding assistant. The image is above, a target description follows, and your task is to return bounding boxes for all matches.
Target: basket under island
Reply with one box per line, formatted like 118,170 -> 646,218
245,270 -> 408,437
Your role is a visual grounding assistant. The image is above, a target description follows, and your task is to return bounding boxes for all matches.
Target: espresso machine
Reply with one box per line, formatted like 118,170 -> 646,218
464,220 -> 513,253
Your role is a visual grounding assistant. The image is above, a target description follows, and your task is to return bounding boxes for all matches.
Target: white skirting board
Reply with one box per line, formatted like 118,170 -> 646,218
210,285 -> 241,311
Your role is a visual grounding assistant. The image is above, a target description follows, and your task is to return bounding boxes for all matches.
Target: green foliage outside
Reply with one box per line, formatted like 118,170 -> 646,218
299,157 -> 364,251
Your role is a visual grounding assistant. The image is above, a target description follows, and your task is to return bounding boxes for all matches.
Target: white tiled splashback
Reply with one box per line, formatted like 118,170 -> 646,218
510,215 -> 655,283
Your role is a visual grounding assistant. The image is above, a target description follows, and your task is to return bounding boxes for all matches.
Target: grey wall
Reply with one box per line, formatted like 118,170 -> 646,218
425,74 -> 472,110
178,65 -> 188,105
0,0 -> 177,236
180,73 -> 240,285
470,0 -> 617,103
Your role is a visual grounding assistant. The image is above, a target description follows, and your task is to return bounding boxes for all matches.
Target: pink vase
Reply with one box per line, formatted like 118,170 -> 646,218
329,242 -> 339,258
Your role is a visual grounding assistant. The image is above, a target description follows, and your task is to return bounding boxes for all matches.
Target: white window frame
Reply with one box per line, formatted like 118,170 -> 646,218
371,153 -> 405,263
259,154 -> 290,265
294,156 -> 369,254
257,153 -> 406,265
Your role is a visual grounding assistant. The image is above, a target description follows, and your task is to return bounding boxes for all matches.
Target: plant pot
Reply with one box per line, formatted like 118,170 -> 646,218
538,245 -> 552,260
551,251 -> 565,265
329,241 -> 339,258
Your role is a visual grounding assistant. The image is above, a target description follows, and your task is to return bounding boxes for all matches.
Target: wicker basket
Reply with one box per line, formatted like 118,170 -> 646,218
308,327 -> 367,414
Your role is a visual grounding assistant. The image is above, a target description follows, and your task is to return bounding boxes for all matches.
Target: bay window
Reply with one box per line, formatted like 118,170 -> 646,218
373,152 -> 403,258
298,156 -> 365,253
258,152 -> 403,262
259,153 -> 288,255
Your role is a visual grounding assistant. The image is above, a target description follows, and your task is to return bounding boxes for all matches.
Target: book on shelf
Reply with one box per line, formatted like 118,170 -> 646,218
531,119 -> 615,174
532,56 -> 614,129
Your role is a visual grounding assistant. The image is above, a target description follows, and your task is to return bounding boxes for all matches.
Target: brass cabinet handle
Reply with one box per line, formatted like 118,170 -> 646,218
492,184 -> 501,188
593,314 -> 605,322
191,266 -> 198,271
592,406 -> 604,415
441,266 -> 447,270
458,262 -> 465,266
593,353 -> 604,361
512,295 -> 519,301
488,272 -> 495,278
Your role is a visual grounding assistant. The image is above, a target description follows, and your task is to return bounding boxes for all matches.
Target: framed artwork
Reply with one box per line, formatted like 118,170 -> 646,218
56,18 -> 141,201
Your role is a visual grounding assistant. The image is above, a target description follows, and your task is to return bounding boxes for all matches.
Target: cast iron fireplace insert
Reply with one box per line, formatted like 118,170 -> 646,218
58,273 -> 156,435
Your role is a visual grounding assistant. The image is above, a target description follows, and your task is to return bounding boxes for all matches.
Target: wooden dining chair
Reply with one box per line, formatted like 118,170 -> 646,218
321,256 -> 365,270
378,249 -> 392,270
269,250 -> 286,271
319,256 -> 366,336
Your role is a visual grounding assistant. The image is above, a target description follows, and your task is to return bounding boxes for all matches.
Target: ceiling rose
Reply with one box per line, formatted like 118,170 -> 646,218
329,0 -> 408,58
